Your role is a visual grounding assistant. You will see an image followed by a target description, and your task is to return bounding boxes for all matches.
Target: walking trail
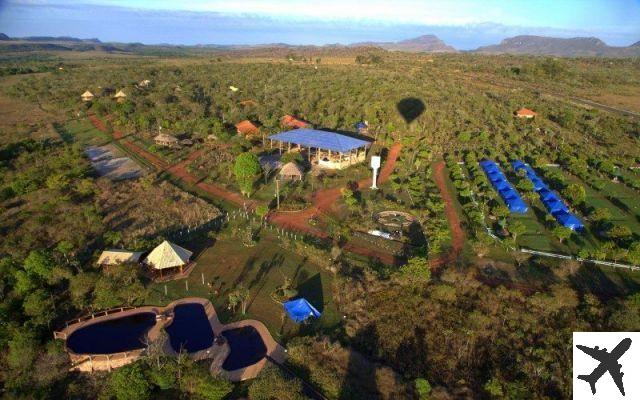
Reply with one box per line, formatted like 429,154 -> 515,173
430,160 -> 466,267
88,113 -> 255,209
88,114 -> 465,267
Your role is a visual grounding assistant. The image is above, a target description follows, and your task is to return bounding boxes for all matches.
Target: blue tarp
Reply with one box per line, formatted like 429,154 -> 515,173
269,129 -> 372,153
543,198 -> 569,214
480,160 -> 529,213
538,188 -> 556,201
554,211 -> 585,231
511,160 -> 584,231
283,298 -> 321,323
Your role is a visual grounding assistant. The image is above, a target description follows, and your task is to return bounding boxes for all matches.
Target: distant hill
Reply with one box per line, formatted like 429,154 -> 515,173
350,35 -> 456,53
0,34 -> 101,43
474,35 -> 640,57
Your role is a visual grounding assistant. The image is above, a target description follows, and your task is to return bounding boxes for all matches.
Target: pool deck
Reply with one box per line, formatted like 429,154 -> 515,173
54,297 -> 286,380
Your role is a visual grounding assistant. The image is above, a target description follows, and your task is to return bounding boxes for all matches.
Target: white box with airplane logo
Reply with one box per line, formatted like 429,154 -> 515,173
574,332 -> 640,399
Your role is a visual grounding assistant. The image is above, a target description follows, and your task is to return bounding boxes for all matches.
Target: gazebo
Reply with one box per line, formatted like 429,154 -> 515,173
143,240 -> 193,278
81,90 -> 94,102
269,129 -> 372,170
279,162 -> 303,181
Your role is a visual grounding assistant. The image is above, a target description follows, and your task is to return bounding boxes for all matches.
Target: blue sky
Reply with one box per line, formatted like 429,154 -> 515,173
0,0 -> 638,49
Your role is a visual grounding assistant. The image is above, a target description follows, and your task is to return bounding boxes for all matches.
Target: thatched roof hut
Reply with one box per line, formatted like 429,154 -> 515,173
143,241 -> 192,270
114,90 -> 127,102
279,162 -> 303,181
81,90 -> 94,102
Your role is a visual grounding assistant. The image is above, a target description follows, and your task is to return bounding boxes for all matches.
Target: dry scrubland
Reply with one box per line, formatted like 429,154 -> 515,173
0,48 -> 639,399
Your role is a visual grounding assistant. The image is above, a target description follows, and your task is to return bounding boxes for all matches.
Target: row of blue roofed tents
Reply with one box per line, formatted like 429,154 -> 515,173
511,160 -> 584,231
479,160 -> 529,213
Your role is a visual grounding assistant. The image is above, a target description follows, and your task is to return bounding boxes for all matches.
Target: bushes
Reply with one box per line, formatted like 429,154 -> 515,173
248,366 -> 307,400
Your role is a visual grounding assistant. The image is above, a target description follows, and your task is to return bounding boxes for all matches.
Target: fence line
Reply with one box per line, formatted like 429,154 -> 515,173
520,248 -> 640,271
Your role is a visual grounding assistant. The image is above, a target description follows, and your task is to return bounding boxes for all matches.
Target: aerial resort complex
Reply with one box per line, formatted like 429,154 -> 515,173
2,2 -> 640,398
269,128 -> 372,169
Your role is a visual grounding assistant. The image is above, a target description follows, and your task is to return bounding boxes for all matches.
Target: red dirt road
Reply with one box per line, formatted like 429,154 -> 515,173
430,160 -> 465,267
88,114 -> 255,209
87,115 -> 464,267
269,143 -> 403,264
88,112 -> 167,170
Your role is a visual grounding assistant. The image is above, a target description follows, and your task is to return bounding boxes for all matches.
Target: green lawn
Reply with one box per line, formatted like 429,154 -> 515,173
55,119 -> 111,146
551,168 -> 640,237
146,232 -> 340,342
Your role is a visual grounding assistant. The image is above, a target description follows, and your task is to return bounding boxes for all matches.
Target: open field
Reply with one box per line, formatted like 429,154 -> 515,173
146,233 -> 340,341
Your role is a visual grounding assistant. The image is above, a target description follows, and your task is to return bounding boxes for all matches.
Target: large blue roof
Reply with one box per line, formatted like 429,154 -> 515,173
269,129 -> 372,153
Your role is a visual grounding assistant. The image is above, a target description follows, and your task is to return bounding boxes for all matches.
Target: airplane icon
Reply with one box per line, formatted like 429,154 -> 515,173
576,338 -> 632,396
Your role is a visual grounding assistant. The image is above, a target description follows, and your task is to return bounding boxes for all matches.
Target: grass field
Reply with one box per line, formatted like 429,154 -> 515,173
55,118 -> 111,145
146,231 -> 340,342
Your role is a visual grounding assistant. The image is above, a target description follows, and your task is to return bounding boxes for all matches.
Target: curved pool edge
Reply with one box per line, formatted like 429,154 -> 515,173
213,319 -> 286,382
54,297 -> 286,380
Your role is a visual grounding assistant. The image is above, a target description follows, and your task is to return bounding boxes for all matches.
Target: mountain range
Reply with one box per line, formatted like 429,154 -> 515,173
475,35 -> 640,57
350,35 -> 456,53
1,33 -> 639,57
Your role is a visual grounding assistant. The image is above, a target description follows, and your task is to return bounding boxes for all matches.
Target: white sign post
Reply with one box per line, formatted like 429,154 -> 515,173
370,156 -> 381,189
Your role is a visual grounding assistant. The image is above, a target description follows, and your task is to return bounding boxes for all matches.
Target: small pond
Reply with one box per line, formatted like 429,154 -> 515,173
165,303 -> 214,353
66,312 -> 156,354
221,326 -> 267,371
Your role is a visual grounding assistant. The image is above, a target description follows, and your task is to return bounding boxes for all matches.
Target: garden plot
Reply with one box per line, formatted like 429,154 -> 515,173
85,144 -> 145,181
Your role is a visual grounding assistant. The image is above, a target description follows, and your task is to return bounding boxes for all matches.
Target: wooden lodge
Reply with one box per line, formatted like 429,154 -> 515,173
154,133 -> 179,147
269,129 -> 372,170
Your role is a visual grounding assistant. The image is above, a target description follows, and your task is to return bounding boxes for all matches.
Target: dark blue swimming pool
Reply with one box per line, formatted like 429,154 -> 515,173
66,312 -> 156,354
165,303 -> 214,353
221,326 -> 267,371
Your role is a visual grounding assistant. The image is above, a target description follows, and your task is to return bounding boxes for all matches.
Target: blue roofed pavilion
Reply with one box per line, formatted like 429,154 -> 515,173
269,129 -> 373,169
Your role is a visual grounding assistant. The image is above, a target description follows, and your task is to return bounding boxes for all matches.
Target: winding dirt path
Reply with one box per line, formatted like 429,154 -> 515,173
430,160 -> 465,267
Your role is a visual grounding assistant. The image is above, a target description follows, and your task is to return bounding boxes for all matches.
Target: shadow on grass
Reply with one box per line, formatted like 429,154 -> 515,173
296,273 -> 324,313
570,264 -> 627,301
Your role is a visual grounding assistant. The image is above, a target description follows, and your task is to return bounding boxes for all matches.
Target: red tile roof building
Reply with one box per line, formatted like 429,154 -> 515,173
235,120 -> 260,136
515,108 -> 538,118
281,115 -> 310,129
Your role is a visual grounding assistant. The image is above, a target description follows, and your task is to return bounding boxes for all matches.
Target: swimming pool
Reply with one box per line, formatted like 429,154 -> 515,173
165,303 -> 214,353
66,312 -> 156,354
221,326 -> 267,371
